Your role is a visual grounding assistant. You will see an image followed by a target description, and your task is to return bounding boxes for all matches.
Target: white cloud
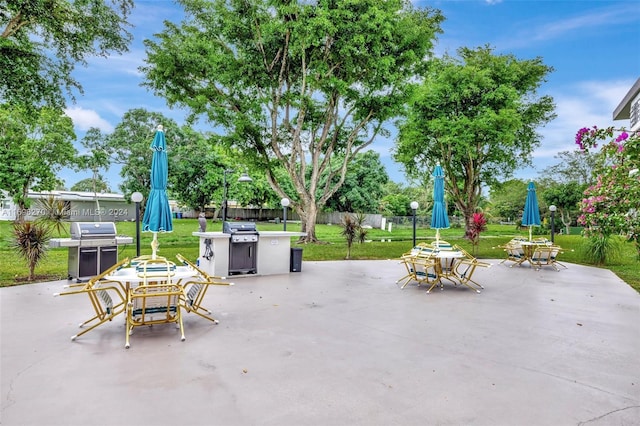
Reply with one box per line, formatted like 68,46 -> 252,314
531,4 -> 639,43
64,107 -> 114,132
532,78 -> 633,164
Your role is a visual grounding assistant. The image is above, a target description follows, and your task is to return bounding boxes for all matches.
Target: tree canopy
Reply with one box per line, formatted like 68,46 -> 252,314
141,0 -> 444,242
323,151 -> 389,213
488,179 -> 528,222
71,178 -> 110,193
0,0 -> 133,110
394,46 -> 555,237
105,109 -> 184,203
540,150 -> 598,185
0,105 -> 76,221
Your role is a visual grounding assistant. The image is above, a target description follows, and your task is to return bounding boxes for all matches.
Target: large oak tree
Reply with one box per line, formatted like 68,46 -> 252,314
394,46 -> 556,237
0,105 -> 76,221
141,0 -> 443,242
0,0 -> 132,110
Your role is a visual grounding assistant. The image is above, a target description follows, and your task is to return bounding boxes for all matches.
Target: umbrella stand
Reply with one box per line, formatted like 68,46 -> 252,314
430,162 -> 450,247
151,233 -> 159,260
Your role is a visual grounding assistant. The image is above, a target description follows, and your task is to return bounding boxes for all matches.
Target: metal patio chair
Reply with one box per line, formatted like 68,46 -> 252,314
453,246 -> 491,293
54,258 -> 129,341
396,244 -> 436,289
125,282 -> 184,348
530,245 -> 567,272
408,252 -> 439,292
124,258 -> 183,348
176,254 -> 234,323
499,240 -> 526,267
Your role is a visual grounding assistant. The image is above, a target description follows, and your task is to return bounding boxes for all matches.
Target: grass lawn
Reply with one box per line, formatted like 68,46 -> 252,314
1,219 -> 638,292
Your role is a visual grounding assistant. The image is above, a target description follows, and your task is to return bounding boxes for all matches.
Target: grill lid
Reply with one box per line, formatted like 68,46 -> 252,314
70,222 -> 117,239
223,221 -> 258,234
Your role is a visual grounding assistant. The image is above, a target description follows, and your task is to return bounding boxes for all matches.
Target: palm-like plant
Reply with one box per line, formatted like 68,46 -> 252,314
340,214 -> 358,260
35,195 -> 69,236
11,221 -> 52,280
340,213 -> 369,259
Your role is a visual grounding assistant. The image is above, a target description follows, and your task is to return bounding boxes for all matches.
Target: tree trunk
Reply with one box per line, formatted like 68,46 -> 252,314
560,209 -> 572,235
297,202 -> 318,243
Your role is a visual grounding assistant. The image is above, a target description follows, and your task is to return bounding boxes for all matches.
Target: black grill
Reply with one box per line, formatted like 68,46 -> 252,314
68,222 -> 124,281
223,221 -> 258,275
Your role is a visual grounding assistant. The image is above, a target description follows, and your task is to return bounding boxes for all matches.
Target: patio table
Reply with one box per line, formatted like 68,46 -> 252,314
104,265 -> 201,291
427,250 -> 465,293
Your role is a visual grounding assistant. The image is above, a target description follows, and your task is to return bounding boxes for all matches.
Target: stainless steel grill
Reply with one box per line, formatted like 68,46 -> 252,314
50,222 -> 132,281
223,221 -> 258,275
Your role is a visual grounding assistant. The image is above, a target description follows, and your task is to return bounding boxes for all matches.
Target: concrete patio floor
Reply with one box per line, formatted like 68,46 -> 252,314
2,259 -> 639,426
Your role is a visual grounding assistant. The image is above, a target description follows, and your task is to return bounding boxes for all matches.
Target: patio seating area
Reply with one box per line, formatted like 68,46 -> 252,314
396,241 -> 490,293
2,259 -> 639,425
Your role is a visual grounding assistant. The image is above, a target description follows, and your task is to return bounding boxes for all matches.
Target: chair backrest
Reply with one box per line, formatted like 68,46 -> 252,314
453,245 -> 475,261
129,283 -> 182,320
532,246 -> 552,262
433,240 -> 453,251
135,258 -> 176,285
505,243 -> 524,257
417,245 -> 437,257
410,255 -> 437,279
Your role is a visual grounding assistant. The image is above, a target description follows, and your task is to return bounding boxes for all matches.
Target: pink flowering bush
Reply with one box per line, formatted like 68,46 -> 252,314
575,126 -> 639,261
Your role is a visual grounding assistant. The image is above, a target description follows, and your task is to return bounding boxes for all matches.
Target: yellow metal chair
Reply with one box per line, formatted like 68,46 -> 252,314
499,240 -> 526,267
125,282 -> 184,348
176,254 -> 234,323
54,258 -> 129,341
396,244 -> 436,289
530,245 -> 567,271
125,257 -> 182,348
453,246 -> 491,293
408,252 -> 439,292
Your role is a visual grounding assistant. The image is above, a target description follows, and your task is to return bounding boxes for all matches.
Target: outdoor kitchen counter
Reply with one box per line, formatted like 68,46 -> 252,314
192,231 -> 306,277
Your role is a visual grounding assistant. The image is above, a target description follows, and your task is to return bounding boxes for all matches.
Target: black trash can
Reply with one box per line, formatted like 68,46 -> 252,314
290,247 -> 303,272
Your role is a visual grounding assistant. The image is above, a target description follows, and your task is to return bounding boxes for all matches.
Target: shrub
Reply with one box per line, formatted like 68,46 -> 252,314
11,221 -> 52,280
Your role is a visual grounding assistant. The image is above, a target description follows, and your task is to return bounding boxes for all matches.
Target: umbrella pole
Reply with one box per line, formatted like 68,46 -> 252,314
529,226 -> 532,242
151,232 -> 159,260
435,228 -> 440,244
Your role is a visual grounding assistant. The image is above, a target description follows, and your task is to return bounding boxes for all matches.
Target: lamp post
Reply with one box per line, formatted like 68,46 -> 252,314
221,169 -> 233,223
410,201 -> 419,247
549,205 -> 557,244
281,198 -> 290,231
131,192 -> 143,257
222,169 -> 253,223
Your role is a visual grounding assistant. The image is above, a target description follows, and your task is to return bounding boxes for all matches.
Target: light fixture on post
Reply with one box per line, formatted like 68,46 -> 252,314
410,201 -> 419,247
238,172 -> 252,183
549,205 -> 557,244
281,198 -> 290,231
222,169 -> 253,223
131,191 -> 144,257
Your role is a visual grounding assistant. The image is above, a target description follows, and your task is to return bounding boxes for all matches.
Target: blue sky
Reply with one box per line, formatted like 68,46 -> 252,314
61,0 -> 640,191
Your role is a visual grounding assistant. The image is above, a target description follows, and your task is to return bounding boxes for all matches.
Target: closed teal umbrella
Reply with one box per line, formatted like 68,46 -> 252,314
521,181 -> 541,241
430,162 -> 450,243
142,125 -> 173,258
